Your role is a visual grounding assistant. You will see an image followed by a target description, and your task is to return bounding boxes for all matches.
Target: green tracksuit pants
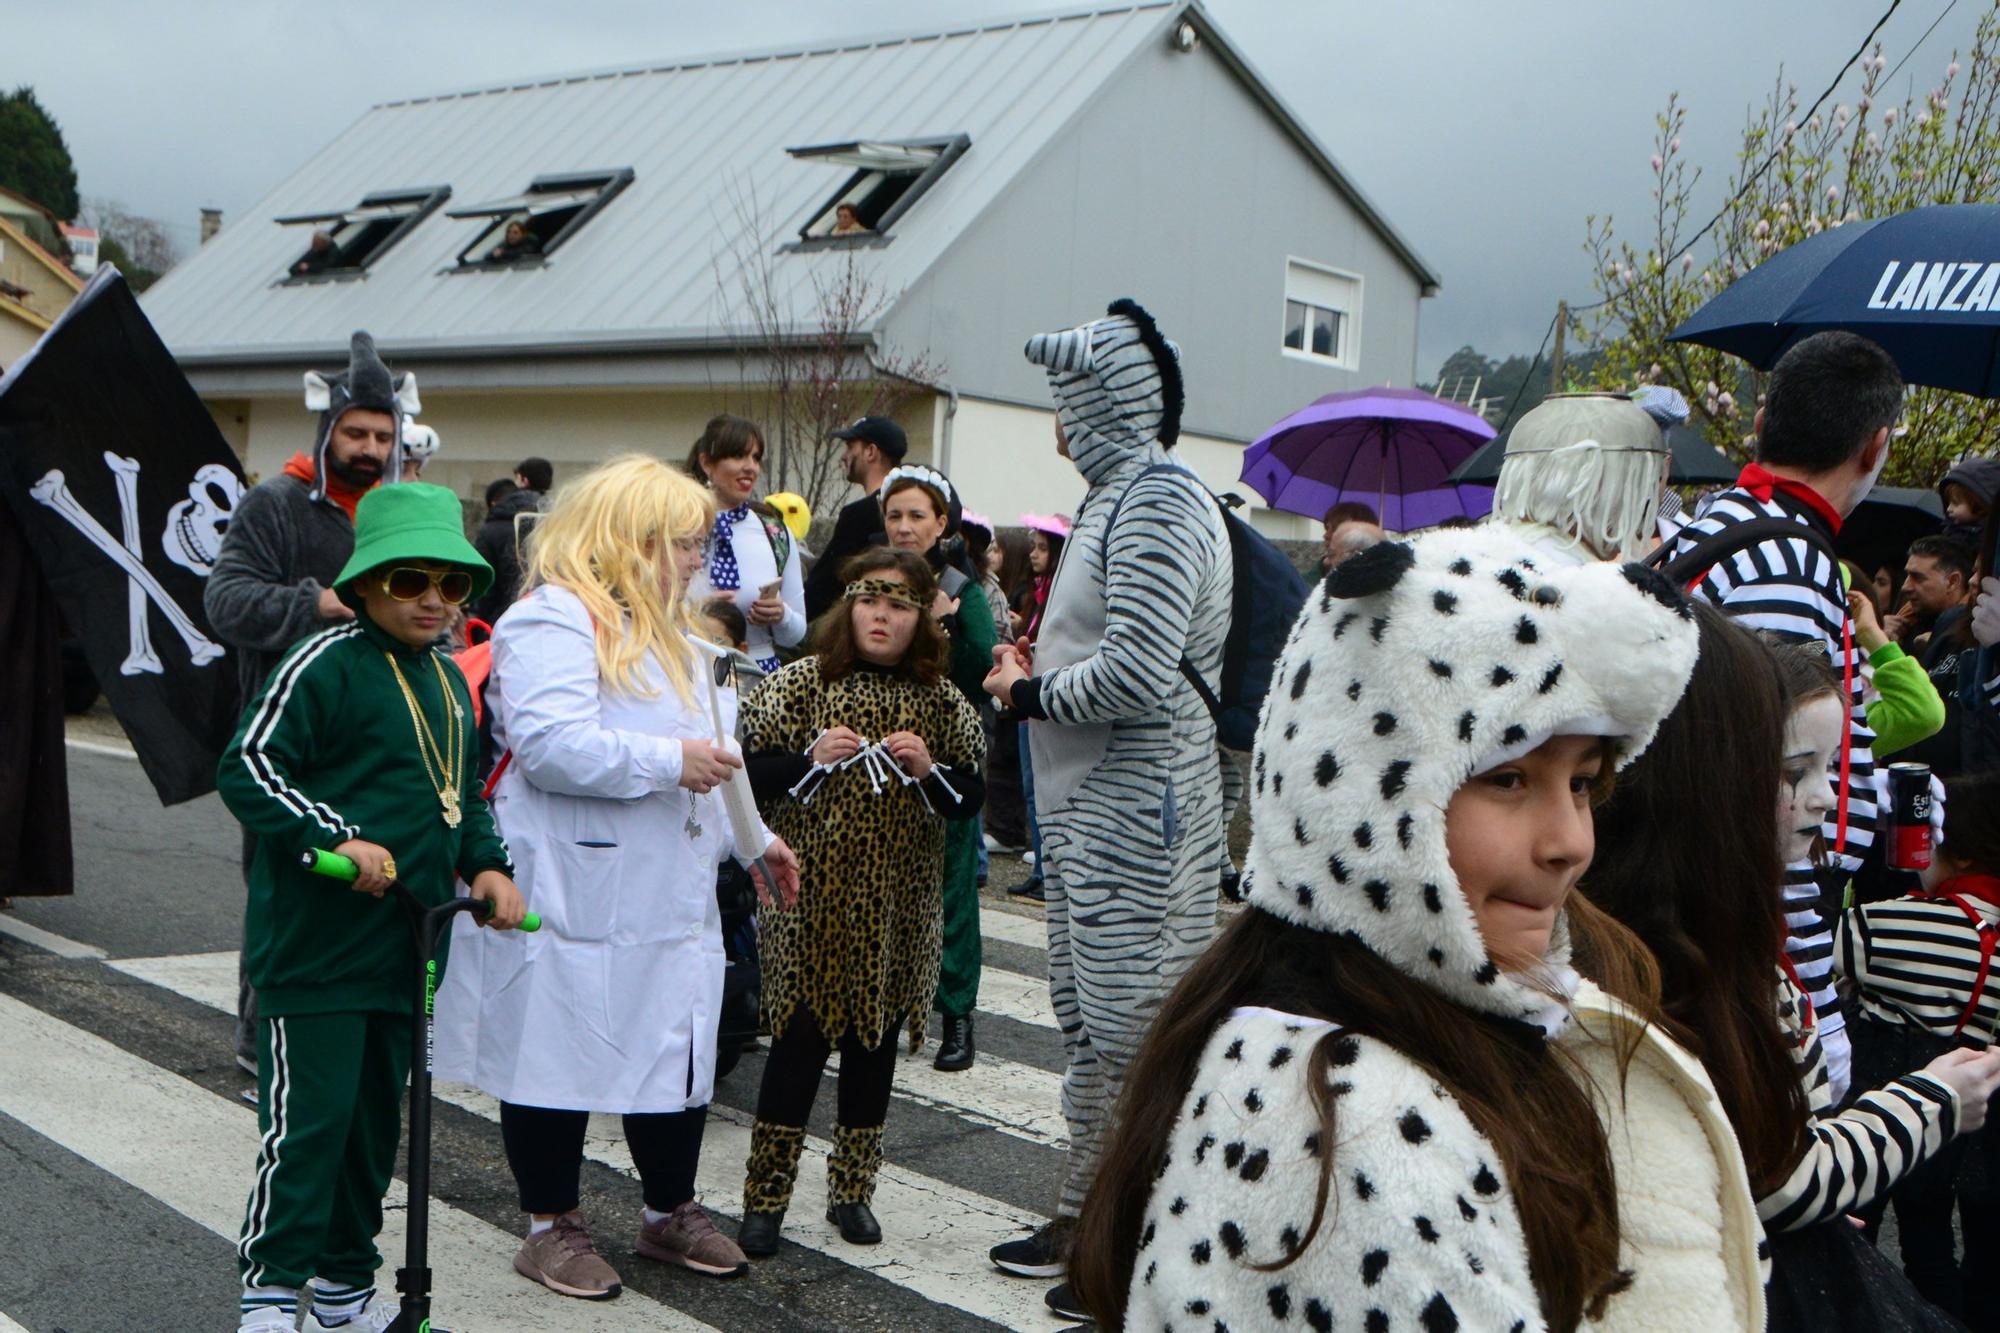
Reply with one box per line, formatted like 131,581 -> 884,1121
237,1010 -> 411,1291
935,819 -> 983,1018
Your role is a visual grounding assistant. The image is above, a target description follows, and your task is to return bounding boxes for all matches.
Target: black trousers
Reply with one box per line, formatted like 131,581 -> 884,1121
754,1009 -> 901,1130
499,1101 -> 709,1215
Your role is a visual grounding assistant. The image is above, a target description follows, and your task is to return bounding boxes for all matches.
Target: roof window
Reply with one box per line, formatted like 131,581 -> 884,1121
787,135 -> 969,245
276,186 -> 450,281
446,169 -> 634,268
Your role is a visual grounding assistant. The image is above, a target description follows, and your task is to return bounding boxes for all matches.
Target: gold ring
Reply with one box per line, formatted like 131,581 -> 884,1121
382,858 -> 398,879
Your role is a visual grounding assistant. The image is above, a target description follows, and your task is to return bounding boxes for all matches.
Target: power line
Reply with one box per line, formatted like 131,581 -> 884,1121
1884,0 -> 1960,84
1496,309 -> 1561,434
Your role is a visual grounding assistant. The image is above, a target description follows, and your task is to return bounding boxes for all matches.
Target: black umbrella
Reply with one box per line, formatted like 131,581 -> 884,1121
1837,486 -> 1944,570
1447,424 -> 1740,486
1669,204 -> 2000,396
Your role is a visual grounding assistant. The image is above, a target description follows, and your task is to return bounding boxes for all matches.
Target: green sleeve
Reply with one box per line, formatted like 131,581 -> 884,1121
950,580 -> 999,703
214,632 -> 359,859
1864,641 -> 1946,756
444,655 -> 513,882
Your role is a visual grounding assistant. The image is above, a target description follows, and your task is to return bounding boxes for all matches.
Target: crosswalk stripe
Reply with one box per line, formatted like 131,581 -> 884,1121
978,906 -> 1049,951
103,951 -> 1064,1325
0,1311 -> 30,1332
0,913 -> 108,960
0,992 -> 720,1332
113,950 -> 1072,1148
436,1083 -> 1058,1331
976,965 -> 1058,1029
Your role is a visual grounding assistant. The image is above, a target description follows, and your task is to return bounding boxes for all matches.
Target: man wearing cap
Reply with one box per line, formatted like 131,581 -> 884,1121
206,330 -> 419,1076
803,416 -> 907,621
220,481 -> 523,1333
982,300 -> 1230,1319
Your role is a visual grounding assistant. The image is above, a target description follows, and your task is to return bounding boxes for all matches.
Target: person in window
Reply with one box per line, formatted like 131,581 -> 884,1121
489,217 -> 543,263
829,203 -> 870,237
291,230 -> 337,276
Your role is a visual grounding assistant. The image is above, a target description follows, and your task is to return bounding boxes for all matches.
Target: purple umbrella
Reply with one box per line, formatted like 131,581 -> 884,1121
1240,386 -> 1499,531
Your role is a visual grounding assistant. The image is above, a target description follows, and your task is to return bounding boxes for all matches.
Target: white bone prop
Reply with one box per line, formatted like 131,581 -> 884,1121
689,636 -> 770,868
163,464 -> 242,576
30,468 -> 226,667
105,453 -> 163,676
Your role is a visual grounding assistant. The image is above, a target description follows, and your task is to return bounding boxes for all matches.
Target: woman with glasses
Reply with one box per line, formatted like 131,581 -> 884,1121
432,456 -> 800,1303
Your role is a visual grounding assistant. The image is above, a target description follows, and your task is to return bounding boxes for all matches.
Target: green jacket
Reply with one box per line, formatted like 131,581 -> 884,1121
216,612 -> 512,1017
1865,640 -> 1947,757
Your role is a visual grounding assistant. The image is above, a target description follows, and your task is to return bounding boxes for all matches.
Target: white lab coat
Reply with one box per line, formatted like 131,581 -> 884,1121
432,584 -> 771,1113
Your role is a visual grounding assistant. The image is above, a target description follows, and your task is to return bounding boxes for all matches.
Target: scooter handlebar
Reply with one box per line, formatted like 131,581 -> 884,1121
299,849 -> 541,932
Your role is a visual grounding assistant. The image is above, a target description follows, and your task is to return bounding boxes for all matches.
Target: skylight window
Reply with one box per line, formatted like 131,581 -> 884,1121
788,135 -> 969,244
275,186 -> 450,281
446,169 -> 634,268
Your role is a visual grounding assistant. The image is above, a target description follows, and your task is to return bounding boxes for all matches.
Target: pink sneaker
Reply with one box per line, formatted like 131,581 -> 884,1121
636,1200 -> 750,1278
513,1211 -> 622,1300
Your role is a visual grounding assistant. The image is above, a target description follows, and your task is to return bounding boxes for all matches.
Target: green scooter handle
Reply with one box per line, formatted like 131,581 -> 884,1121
299,848 -> 541,932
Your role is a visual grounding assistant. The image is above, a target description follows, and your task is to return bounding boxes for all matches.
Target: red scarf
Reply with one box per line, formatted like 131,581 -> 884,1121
1736,463 -> 1843,534
1024,573 -> 1053,643
282,451 -> 370,521
1931,874 -> 2000,910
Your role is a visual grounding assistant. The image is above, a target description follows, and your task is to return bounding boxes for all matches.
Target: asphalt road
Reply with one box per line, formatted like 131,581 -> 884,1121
0,747 -> 1075,1332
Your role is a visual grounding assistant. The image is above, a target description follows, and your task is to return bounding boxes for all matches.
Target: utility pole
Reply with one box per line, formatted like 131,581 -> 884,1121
1548,300 -> 1568,393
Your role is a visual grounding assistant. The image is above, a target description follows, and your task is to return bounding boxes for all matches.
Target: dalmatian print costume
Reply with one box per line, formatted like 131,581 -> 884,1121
1129,527 -> 1705,1333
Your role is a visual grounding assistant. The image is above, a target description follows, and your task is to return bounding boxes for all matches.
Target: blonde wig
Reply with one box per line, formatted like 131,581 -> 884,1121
523,454 -> 714,702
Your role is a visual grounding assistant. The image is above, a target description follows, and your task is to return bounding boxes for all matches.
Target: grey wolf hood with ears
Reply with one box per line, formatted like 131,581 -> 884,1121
1023,298 -> 1184,485
1242,523 -> 1699,1025
302,331 -> 420,503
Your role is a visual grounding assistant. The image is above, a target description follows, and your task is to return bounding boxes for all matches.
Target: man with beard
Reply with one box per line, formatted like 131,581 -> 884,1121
802,416 -> 907,621
205,331 -> 418,1080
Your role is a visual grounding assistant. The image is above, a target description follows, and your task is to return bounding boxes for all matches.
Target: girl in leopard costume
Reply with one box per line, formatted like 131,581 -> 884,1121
736,547 -> 986,1256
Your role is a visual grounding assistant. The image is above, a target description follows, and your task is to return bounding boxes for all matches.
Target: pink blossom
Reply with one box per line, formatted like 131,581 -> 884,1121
1670,136 -> 1682,152
1949,60 -> 1961,79
1681,254 -> 1694,273
1651,154 -> 1664,171
1718,392 -> 1737,411
1883,106 -> 1899,124
1754,218 -> 1771,238
1826,185 -> 1841,202
1859,94 -> 1872,112
1917,111 -> 1931,127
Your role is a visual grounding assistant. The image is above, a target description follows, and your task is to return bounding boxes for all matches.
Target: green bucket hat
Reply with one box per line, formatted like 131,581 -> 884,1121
334,482 -> 493,609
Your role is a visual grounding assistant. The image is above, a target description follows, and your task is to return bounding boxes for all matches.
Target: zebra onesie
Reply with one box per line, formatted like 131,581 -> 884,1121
1013,299 -> 1230,1218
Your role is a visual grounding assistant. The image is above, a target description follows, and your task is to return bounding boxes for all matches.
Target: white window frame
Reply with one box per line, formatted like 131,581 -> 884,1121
1281,257 -> 1362,371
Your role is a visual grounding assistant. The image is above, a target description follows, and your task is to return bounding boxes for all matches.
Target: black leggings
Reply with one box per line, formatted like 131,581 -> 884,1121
499,1101 -> 708,1215
754,1009 -> 902,1130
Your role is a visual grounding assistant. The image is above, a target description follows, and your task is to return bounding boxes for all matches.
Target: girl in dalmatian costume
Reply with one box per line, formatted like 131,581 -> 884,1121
1071,526 -> 1770,1332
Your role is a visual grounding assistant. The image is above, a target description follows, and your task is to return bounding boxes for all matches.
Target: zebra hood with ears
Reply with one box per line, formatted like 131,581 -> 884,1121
1024,298 -> 1184,485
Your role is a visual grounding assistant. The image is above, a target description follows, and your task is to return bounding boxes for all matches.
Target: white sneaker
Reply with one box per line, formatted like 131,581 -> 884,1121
1021,850 -> 1037,866
237,1313 -> 297,1333
306,1294 -> 398,1332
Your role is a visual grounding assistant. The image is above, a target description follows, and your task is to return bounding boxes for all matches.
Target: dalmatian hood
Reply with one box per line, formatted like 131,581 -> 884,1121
1023,298 -> 1184,486
1243,523 -> 1698,1025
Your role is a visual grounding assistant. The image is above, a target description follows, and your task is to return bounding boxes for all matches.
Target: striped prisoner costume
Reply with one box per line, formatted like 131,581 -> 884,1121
1015,300 -> 1230,1217
1782,859 -> 1850,1101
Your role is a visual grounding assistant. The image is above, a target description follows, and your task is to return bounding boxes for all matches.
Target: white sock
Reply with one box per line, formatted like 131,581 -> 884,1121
240,1284 -> 299,1327
643,1205 -> 672,1225
528,1216 -> 555,1236
308,1277 -> 373,1325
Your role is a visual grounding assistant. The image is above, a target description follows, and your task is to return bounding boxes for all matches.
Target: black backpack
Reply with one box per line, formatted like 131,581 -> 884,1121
1106,464 -> 1310,750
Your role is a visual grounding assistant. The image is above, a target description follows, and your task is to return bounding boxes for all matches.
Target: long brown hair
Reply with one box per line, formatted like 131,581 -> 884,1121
811,547 -> 948,686
685,413 -> 779,518
1070,888 -> 1663,1331
1576,602 -> 1812,1196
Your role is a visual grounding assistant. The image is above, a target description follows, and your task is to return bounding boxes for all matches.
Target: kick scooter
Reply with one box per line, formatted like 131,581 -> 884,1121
301,848 -> 540,1332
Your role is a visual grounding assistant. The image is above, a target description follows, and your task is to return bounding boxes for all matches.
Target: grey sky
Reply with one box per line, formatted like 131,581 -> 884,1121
7,0 -> 1984,377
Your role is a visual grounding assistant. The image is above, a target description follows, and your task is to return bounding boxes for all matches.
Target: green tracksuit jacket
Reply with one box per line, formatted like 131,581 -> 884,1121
216,612 -> 512,1017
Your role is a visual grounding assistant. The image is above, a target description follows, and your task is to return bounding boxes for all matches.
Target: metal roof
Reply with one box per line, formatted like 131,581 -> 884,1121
144,2 -> 1437,366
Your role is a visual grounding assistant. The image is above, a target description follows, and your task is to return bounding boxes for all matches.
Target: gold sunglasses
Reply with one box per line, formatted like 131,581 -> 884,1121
378,566 -> 475,605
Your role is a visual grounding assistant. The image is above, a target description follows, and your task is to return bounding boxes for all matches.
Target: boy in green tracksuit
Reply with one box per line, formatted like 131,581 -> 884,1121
218,483 -> 526,1333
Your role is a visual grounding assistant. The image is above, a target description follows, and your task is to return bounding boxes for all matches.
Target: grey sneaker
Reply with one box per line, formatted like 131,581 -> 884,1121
513,1211 -> 623,1300
636,1200 -> 750,1277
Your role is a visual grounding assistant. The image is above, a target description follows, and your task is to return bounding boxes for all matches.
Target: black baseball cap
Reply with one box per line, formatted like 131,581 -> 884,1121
830,416 -> 908,461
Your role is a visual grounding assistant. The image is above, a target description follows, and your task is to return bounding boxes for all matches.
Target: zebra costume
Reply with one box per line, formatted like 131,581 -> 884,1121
1012,299 -> 1230,1218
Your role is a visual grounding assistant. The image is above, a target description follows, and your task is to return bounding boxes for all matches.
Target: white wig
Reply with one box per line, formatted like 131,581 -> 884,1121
1494,393 -> 1668,562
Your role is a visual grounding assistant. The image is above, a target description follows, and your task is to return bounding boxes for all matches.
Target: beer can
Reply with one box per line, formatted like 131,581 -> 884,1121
1884,762 -> 1933,872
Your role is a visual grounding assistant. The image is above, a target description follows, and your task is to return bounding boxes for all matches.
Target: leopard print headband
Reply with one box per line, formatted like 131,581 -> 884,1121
844,577 -> 926,609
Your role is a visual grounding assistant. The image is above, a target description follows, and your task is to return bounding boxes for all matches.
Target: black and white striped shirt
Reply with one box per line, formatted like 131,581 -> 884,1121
1782,861 -> 1849,1101
1759,967 -> 1957,1234
1837,889 -> 2000,1040
1676,486 -> 1878,867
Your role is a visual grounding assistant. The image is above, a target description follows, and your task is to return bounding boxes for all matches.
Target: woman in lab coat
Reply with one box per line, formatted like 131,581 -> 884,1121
433,456 -> 799,1302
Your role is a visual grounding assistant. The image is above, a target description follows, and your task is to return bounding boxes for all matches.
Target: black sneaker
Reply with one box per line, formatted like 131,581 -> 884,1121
990,1217 -> 1071,1278
1007,878 -> 1047,903
1045,1280 -> 1089,1321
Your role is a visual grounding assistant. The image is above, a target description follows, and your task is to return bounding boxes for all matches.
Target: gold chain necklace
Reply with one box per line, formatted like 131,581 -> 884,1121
386,652 -> 464,827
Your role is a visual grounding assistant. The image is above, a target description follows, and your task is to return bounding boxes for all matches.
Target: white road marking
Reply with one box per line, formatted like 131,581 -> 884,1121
0,913 -> 108,960
0,993 -> 718,1332
978,906 -> 1049,951
63,737 -> 138,761
976,965 -> 1057,1029
113,950 -> 1071,1149
0,1311 -> 31,1332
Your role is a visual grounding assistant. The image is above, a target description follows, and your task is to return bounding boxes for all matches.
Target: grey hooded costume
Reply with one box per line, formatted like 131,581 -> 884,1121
1011,299 -> 1231,1217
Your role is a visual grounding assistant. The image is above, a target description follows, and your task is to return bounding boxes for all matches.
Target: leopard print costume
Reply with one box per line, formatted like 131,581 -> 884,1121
741,659 -> 985,1049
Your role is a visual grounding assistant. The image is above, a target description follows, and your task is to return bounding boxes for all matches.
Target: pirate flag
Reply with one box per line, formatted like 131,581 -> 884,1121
0,266 -> 245,806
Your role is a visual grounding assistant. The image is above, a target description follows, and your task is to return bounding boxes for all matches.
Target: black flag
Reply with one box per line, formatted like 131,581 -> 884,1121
0,267 -> 244,805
